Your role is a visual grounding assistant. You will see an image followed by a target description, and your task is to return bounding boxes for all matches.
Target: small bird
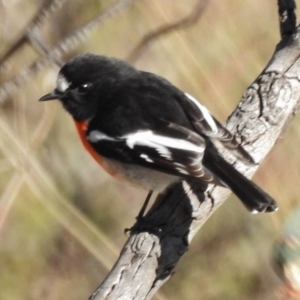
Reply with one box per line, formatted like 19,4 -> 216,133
39,53 -> 278,213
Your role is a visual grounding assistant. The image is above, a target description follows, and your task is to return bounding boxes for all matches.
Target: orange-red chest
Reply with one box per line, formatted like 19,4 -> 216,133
74,120 -> 105,166
74,120 -> 177,191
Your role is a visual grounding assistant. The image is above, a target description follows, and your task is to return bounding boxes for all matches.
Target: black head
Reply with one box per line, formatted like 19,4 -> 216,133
39,53 -> 137,121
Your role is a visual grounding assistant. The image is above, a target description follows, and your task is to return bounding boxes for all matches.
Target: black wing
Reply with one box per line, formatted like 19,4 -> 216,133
86,121 -> 219,184
178,92 -> 254,164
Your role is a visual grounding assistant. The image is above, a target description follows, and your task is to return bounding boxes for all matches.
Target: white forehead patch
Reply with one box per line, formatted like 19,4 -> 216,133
56,74 -> 70,93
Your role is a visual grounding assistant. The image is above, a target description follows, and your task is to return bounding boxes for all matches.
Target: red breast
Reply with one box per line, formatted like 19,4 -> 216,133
74,120 -> 179,191
74,120 -> 119,177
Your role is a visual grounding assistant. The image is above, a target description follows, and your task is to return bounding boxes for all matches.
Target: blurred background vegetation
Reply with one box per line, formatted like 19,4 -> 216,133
1,0 -> 300,299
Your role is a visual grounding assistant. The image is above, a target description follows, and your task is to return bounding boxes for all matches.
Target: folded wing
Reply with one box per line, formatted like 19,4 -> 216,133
178,93 -> 254,164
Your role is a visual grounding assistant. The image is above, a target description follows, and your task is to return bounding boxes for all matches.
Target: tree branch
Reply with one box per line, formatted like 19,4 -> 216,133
0,0 -> 136,102
278,0 -> 297,38
0,0 -> 65,66
127,0 -> 209,64
90,1 -> 299,300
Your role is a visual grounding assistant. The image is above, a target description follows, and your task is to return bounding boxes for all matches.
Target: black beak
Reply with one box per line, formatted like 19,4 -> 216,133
39,90 -> 60,101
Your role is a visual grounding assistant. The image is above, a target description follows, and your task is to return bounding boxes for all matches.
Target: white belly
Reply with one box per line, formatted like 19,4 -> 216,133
102,157 -> 180,192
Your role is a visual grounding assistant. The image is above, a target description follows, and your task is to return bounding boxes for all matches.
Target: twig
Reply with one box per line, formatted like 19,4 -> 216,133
0,0 -> 137,103
0,0 -> 65,66
127,0 -> 209,63
52,0 -> 136,59
278,0 -> 296,38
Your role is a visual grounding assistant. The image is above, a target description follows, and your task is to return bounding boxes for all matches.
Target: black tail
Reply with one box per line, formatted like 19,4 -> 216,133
203,149 -> 278,213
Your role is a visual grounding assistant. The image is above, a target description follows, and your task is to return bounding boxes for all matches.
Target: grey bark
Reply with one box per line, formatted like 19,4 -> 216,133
89,6 -> 300,300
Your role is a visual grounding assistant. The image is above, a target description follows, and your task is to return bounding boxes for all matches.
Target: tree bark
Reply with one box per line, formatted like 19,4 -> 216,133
90,2 -> 300,300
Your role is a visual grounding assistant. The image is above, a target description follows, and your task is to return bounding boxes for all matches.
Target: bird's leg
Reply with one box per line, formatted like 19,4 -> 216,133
124,190 -> 155,234
136,190 -> 153,221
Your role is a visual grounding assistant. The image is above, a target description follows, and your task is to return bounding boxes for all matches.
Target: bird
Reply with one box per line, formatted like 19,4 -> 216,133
39,53 -> 278,214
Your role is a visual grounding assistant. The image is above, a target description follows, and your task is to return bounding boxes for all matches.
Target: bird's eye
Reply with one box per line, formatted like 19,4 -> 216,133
77,83 -> 92,94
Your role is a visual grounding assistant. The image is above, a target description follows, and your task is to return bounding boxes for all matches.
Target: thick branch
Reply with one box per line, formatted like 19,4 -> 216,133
90,19 -> 300,300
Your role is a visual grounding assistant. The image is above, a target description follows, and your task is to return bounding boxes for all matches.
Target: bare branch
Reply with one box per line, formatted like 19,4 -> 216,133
52,0 -> 136,60
91,33 -> 300,299
89,3 -> 300,300
0,0 -> 65,65
127,0 -> 209,63
0,0 -> 136,103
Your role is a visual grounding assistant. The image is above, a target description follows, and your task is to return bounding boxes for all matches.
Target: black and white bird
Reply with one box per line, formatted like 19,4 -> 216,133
39,53 -> 278,213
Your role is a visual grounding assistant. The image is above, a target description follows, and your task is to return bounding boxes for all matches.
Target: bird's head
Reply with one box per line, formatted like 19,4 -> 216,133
39,53 -> 137,121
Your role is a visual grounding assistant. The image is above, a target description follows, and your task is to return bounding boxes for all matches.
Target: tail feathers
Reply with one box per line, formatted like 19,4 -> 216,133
203,151 -> 278,213
216,137 -> 255,165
